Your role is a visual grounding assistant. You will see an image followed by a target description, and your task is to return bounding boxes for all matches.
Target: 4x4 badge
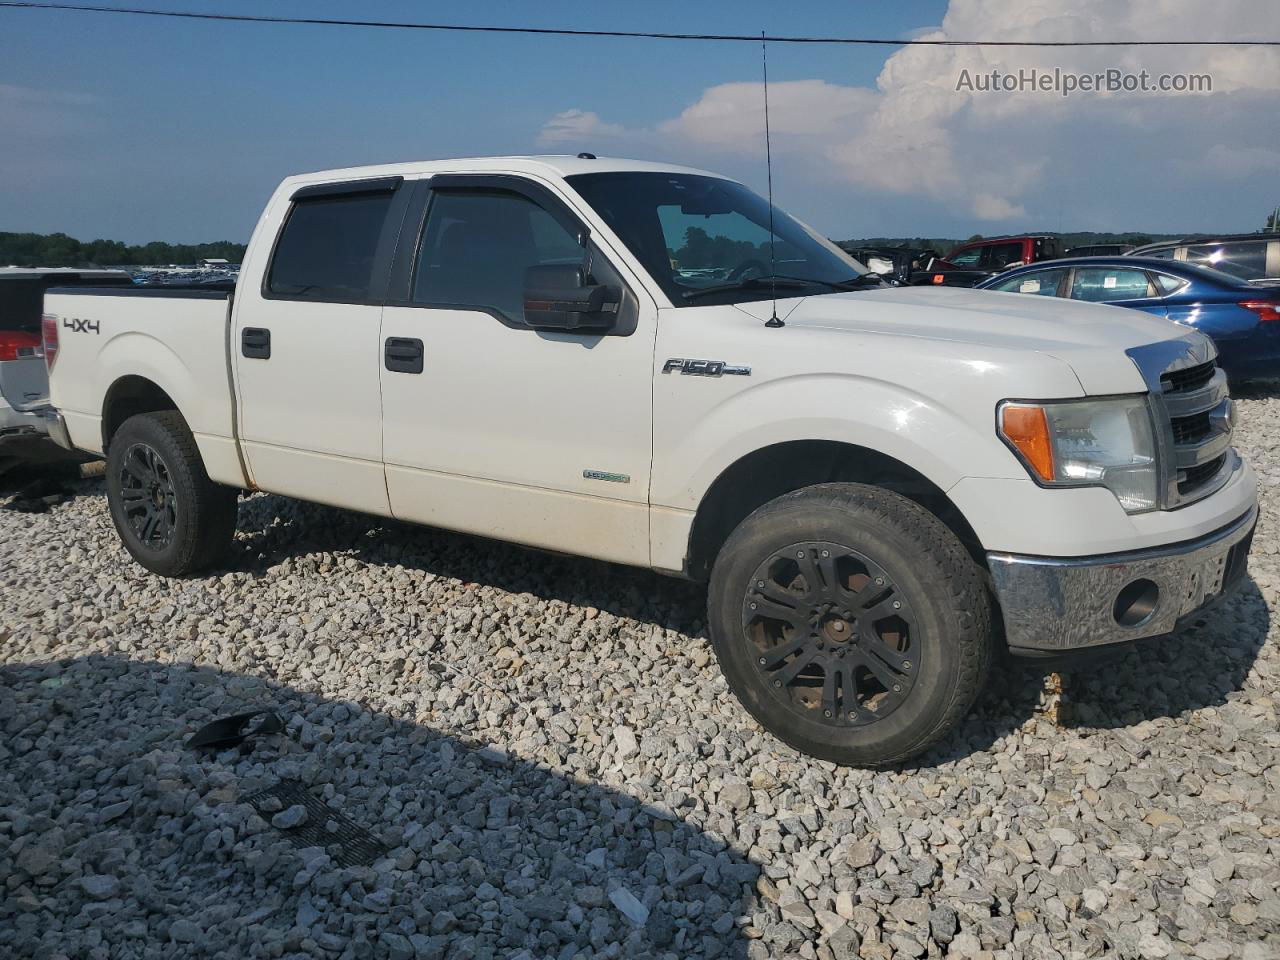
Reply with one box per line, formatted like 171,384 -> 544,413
662,358 -> 751,377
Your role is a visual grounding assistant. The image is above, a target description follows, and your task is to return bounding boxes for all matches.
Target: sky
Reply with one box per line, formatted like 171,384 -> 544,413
2,0 -> 1278,245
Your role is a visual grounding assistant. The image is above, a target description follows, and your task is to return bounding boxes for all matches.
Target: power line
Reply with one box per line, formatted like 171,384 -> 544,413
2,1 -> 1278,46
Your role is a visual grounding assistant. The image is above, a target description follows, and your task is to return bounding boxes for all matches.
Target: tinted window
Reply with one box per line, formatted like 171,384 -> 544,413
1070,267 -> 1153,302
267,192 -> 393,301
413,190 -> 583,323
989,268 -> 1066,296
1153,273 -> 1188,296
1183,240 -> 1268,280
981,243 -> 1025,269
946,246 -> 982,267
567,172 -> 863,306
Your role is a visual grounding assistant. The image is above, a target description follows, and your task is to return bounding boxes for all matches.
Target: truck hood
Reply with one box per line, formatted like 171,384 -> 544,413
732,285 -> 1211,395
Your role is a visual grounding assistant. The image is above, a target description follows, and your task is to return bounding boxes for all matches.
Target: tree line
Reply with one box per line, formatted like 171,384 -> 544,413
0,232 -> 246,268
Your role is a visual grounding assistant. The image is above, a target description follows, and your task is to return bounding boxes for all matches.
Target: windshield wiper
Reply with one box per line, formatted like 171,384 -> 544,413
682,275 -> 841,301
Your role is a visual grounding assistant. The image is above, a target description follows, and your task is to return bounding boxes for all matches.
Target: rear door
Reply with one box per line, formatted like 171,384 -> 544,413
1067,266 -> 1167,318
232,177 -> 410,515
377,174 -> 656,566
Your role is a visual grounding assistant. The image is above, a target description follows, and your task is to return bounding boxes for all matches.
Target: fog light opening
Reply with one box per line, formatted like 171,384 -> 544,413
1113,578 -> 1159,627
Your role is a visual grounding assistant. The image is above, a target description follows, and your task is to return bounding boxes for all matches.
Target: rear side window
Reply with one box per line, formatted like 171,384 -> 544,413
412,189 -> 584,324
1183,240 -> 1267,281
1069,267 -> 1153,302
267,192 -> 394,301
1153,273 -> 1188,296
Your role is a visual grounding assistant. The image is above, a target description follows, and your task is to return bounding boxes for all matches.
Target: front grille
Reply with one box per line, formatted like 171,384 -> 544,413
1171,410 -> 1211,444
1161,360 -> 1215,394
1178,454 -> 1226,495
1131,341 -> 1234,509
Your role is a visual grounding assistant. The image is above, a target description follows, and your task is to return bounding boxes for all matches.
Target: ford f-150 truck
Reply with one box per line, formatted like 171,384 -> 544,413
42,156 -> 1257,766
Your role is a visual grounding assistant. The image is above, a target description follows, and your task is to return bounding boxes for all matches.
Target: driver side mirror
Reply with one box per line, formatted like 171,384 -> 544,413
523,264 -> 619,332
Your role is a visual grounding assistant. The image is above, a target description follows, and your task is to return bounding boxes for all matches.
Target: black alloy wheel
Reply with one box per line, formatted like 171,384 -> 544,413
743,540 -> 917,727
117,442 -> 178,550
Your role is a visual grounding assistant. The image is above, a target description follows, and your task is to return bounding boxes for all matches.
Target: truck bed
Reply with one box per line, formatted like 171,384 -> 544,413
43,285 -> 247,488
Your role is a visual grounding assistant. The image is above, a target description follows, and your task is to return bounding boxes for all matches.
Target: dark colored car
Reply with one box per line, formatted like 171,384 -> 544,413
1127,233 -> 1280,283
1065,243 -> 1135,258
945,235 -> 1062,273
976,256 -> 1280,381
838,245 -> 992,287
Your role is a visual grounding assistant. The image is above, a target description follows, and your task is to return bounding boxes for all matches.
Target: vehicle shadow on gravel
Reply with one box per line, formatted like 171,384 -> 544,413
1052,577 -> 1271,731
227,494 -> 1272,768
1,655 -> 760,960
232,493 -> 709,636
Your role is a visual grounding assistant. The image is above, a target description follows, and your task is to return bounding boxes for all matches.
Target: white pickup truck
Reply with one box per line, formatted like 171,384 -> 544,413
43,155 -> 1257,766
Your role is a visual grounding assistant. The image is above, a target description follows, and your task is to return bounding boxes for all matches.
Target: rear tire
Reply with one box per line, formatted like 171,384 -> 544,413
707,482 -> 992,767
105,411 -> 238,576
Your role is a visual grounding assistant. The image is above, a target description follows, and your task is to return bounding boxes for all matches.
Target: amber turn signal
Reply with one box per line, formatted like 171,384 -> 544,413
1000,405 -> 1055,482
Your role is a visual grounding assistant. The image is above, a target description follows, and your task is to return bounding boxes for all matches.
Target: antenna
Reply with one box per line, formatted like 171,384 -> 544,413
761,31 -> 783,328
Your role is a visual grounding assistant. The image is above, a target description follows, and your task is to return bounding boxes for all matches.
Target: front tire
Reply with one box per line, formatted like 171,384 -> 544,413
708,483 -> 992,767
105,411 -> 238,576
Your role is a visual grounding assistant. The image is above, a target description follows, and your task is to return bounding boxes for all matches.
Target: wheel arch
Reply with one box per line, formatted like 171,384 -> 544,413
685,439 -> 986,581
101,374 -> 180,451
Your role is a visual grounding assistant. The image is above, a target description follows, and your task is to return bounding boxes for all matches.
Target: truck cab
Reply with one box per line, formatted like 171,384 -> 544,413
41,157 -> 1257,766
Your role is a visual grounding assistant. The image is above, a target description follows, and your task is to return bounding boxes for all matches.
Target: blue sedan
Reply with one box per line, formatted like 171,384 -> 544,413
976,256 -> 1280,381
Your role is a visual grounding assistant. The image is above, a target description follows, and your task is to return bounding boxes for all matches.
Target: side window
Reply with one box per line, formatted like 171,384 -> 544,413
1183,241 -> 1267,281
1069,267 -> 1154,302
413,190 -> 584,323
981,242 -> 1025,270
989,268 -> 1065,296
267,192 -> 394,301
947,247 -> 982,267
1153,273 -> 1188,296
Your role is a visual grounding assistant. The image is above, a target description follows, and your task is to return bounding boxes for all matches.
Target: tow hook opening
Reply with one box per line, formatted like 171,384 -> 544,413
1113,578 -> 1159,627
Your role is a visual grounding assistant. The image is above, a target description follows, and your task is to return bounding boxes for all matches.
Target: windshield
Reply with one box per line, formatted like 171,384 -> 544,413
566,172 -> 868,305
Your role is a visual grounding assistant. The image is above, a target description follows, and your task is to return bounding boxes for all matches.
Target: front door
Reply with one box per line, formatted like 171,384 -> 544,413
378,175 -> 656,566
233,177 -> 409,515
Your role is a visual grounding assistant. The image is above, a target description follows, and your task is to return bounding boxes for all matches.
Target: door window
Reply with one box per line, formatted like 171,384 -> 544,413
988,268 -> 1066,296
947,246 -> 982,267
413,190 -> 584,324
1153,273 -> 1188,296
267,192 -> 394,301
980,242 -> 1025,270
1183,240 -> 1267,281
1069,267 -> 1154,302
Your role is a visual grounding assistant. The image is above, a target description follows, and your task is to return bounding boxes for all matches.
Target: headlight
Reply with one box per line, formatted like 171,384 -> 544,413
998,397 -> 1158,513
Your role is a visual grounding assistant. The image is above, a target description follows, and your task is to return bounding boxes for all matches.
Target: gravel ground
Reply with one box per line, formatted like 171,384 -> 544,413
3,394 -> 1279,960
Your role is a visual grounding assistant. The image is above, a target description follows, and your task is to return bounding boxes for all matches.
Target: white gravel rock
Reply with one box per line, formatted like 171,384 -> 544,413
3,389 -> 1280,958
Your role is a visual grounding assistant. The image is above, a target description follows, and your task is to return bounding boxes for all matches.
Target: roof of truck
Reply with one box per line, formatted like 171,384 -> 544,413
284,155 -> 728,187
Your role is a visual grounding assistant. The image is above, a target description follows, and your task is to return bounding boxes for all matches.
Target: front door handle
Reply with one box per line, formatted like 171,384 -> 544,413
241,327 -> 271,359
384,337 -> 424,374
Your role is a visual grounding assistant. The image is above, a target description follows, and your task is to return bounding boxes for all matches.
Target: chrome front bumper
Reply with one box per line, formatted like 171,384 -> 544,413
988,505 -> 1257,654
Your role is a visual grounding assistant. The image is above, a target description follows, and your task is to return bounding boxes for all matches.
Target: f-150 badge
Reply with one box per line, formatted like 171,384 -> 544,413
662,358 -> 751,377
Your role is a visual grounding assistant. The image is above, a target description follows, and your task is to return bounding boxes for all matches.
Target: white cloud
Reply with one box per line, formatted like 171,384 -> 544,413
538,0 -> 1280,227
537,109 -> 625,146
1200,143 -> 1280,179
972,193 -> 1026,220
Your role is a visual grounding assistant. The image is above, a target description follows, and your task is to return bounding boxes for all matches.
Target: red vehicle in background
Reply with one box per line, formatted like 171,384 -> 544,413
944,235 -> 1062,273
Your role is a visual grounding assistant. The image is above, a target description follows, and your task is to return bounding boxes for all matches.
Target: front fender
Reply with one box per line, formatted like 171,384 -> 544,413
651,372 -> 1028,511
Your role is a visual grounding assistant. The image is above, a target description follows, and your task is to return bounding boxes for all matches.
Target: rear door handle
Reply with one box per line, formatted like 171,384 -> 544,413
241,327 -> 271,359
384,337 -> 424,374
